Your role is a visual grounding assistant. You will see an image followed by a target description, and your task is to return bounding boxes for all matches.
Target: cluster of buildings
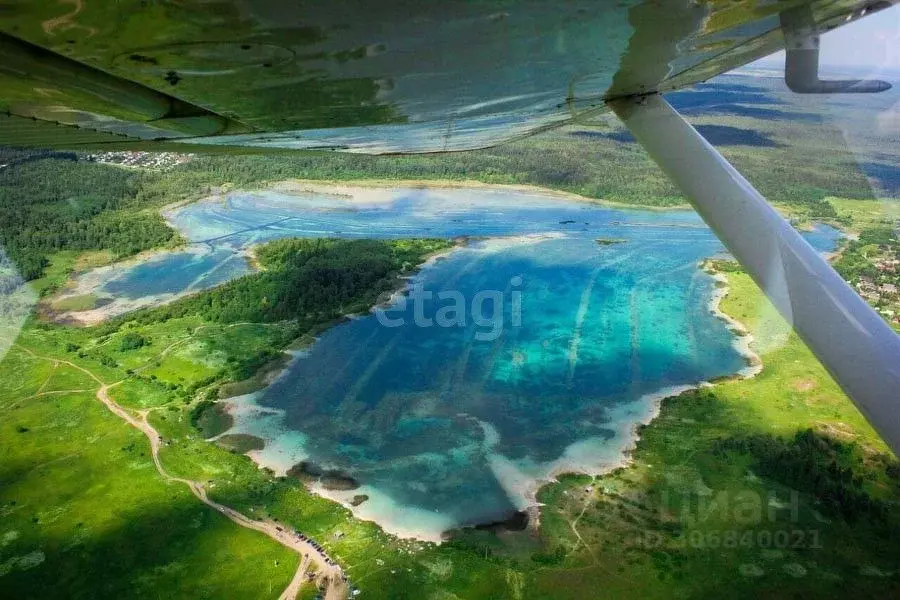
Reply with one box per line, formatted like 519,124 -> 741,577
854,254 -> 900,325
86,150 -> 193,170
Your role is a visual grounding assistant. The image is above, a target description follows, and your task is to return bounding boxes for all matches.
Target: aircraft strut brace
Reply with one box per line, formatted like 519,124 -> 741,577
609,93 -> 900,455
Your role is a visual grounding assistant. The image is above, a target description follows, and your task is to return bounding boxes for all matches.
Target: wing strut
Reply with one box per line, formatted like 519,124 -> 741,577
609,93 -> 900,454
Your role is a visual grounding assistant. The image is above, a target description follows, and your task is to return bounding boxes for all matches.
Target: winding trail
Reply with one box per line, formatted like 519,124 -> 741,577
279,556 -> 311,600
570,498 -> 597,564
41,0 -> 97,37
15,344 -> 347,600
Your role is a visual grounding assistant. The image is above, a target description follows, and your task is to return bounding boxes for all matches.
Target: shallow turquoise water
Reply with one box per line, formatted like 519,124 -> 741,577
258,233 -> 745,527
102,248 -> 245,299
98,187 -> 839,537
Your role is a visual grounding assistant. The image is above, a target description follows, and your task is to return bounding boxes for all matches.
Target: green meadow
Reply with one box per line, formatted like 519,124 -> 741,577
0,347 -> 299,599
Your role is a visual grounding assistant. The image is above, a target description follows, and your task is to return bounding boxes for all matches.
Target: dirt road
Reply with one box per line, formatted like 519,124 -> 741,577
17,345 -> 346,600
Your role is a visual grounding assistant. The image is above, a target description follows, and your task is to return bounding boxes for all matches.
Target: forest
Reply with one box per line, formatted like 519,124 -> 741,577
713,429 -> 898,524
0,160 -> 175,280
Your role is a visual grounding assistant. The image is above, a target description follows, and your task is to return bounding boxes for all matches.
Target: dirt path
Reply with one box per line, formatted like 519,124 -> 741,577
279,556 -> 309,600
569,494 -> 598,564
41,0 -> 97,37
15,344 -> 346,600
0,388 -> 92,412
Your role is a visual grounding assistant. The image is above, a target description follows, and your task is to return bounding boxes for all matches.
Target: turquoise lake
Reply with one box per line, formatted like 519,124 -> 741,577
89,185 -> 839,539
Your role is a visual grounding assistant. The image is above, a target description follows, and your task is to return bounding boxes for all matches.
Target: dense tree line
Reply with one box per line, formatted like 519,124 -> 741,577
0,159 -> 175,279
713,429 -> 898,524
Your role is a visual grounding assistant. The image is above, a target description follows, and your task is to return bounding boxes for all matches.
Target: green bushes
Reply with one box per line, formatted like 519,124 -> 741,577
189,399 -> 214,428
119,332 -> 148,351
713,429 -> 897,523
531,545 -> 567,565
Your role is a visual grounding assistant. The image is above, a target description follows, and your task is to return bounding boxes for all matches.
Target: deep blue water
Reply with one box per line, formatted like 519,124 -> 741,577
93,186 -> 840,537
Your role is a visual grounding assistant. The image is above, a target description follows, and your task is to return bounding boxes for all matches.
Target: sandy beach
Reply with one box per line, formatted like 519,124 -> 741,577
210,256 -> 765,543
265,178 -> 697,212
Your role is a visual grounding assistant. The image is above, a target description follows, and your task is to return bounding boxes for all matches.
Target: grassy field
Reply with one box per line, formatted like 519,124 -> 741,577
0,346 -> 299,599
827,197 -> 900,232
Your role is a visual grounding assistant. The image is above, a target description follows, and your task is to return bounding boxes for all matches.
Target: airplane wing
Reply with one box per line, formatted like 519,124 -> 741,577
0,0 -> 895,153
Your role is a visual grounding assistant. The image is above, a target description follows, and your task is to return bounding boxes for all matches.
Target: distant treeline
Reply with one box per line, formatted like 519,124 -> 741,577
0,105 -> 883,281
0,160 -> 175,280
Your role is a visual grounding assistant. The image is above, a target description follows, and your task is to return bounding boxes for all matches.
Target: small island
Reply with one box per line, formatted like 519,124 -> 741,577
595,237 -> 627,246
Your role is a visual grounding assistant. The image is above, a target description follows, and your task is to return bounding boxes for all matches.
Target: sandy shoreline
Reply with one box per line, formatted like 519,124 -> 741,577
32,179 -> 834,543
212,251 -> 763,543
41,180 -> 759,539
38,178 -> 764,543
267,178 -> 689,212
